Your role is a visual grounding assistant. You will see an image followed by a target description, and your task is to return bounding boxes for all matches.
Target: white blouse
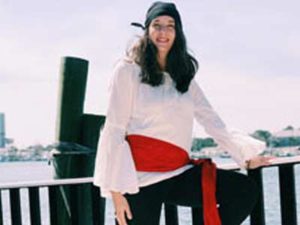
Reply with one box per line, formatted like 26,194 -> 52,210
93,58 -> 265,198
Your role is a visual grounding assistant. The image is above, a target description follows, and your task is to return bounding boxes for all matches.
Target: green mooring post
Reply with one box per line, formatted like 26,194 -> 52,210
52,56 -> 103,225
56,56 -> 88,144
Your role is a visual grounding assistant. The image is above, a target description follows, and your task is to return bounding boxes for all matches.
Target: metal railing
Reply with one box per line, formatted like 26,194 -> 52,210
0,178 -> 105,225
0,156 -> 299,225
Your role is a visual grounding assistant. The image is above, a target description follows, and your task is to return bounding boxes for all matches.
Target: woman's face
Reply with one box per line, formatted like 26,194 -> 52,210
148,15 -> 176,56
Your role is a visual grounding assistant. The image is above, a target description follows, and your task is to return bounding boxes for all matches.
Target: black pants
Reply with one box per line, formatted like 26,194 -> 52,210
123,165 -> 259,225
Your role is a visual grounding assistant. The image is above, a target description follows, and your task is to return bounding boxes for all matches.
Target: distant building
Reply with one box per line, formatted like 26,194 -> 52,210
272,129 -> 300,138
270,129 -> 300,147
0,113 -> 5,148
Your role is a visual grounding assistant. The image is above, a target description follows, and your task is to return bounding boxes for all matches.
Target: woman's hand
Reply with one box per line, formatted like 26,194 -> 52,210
246,156 -> 275,169
111,191 -> 133,225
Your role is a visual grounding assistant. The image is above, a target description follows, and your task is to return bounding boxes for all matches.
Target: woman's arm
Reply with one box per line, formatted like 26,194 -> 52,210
111,191 -> 133,225
93,60 -> 139,196
245,155 -> 274,169
189,79 -> 272,168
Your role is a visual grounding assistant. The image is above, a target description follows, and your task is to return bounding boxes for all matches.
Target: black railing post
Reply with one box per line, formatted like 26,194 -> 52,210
165,204 -> 179,225
192,207 -> 203,225
69,185 -> 79,225
91,185 -> 106,225
248,168 -> 265,225
279,164 -> 297,225
0,190 -> 3,225
49,186 -> 59,225
9,188 -> 22,225
28,187 -> 41,225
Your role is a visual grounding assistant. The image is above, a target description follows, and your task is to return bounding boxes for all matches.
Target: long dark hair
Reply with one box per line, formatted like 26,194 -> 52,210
127,22 -> 198,94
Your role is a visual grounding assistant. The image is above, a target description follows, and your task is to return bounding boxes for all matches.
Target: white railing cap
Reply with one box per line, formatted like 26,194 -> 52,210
0,156 -> 299,189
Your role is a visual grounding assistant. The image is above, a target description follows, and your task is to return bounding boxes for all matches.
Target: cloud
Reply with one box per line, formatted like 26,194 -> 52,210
0,2 -> 133,83
1,0 -> 300,145
0,81 -> 58,147
286,32 -> 300,59
194,63 -> 300,135
183,0 -> 300,78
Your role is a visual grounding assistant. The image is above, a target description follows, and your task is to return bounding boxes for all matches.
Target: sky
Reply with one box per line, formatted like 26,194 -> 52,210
0,0 -> 300,147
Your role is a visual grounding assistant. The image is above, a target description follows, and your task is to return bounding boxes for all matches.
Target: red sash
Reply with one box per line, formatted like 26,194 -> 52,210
126,134 -> 221,225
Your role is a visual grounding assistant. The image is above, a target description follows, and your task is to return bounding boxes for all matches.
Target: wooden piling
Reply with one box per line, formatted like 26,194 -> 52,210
53,56 -> 105,225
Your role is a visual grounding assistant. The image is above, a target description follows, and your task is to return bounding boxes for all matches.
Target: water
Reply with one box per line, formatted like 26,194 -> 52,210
0,161 -> 299,225
0,161 -> 53,225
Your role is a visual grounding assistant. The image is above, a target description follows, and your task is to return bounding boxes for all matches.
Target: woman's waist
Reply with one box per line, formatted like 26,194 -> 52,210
126,129 -> 192,151
137,164 -> 193,187
126,134 -> 194,172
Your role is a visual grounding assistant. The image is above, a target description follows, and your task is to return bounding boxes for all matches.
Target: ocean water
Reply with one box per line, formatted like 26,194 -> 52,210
0,161 -> 299,225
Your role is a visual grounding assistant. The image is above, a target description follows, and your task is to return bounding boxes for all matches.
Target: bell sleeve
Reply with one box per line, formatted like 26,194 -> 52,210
93,60 -> 139,198
190,79 -> 266,168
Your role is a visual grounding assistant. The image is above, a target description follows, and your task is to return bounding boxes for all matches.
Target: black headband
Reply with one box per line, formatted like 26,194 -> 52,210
131,1 -> 182,30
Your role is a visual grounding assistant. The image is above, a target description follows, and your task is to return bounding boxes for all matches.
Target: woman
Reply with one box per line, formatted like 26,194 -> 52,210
94,2 -> 273,225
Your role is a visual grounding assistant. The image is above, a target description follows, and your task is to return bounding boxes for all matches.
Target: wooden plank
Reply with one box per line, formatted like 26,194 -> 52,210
28,187 -> 41,225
